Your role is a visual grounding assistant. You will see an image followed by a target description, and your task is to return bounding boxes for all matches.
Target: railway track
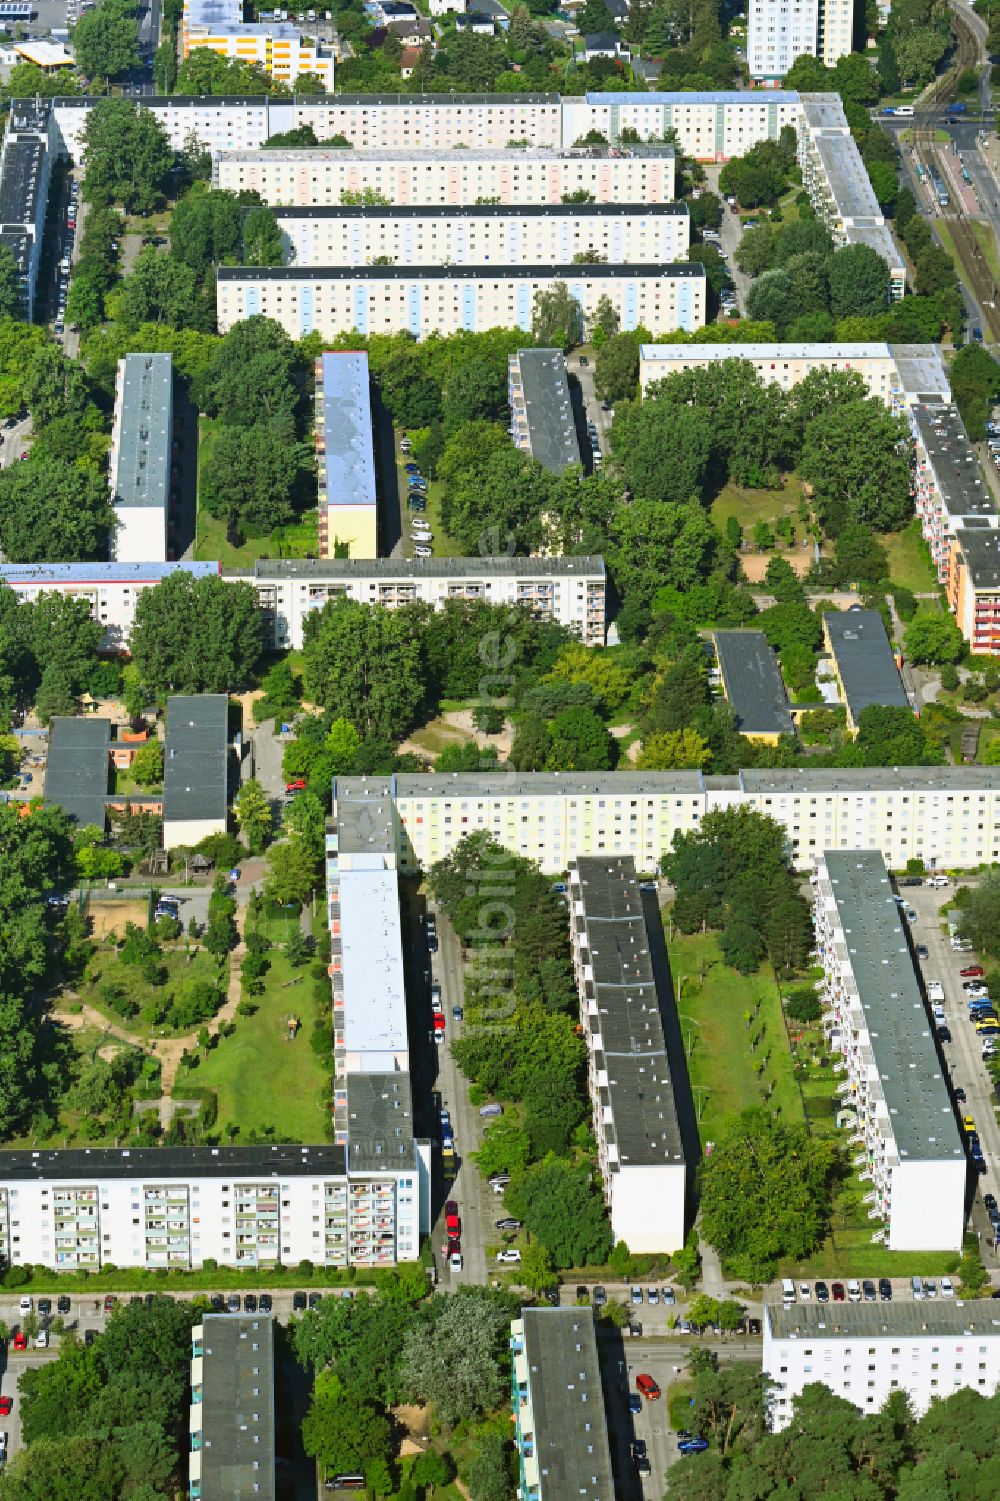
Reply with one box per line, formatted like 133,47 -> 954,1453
910,9 -> 1000,339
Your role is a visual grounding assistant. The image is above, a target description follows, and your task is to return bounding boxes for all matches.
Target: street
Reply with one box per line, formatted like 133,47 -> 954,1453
704,164 -> 749,316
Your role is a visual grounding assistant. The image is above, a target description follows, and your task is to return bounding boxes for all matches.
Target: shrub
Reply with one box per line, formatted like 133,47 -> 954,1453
785,987 -> 822,1023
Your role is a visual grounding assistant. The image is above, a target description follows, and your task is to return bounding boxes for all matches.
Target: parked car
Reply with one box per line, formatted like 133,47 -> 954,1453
496,1219 -> 523,1232
0,1399 -> 10,1417
678,1437 -> 709,1454
879,1278 -> 893,1301
593,1286 -> 607,1306
292,1291 -> 307,1311
941,1277 -> 955,1298
863,1280 -> 876,1302
832,1282 -> 846,1302
12,1334 -> 26,1351
18,1298 -> 31,1316
37,1298 -> 51,1316
629,1393 -> 642,1414
57,1295 -> 71,1314
815,1280 -> 829,1302
496,1249 -> 521,1264
631,1286 -> 643,1304
244,1294 -> 258,1313
228,1294 -> 241,1312
961,966 -> 986,978
635,1374 -> 661,1399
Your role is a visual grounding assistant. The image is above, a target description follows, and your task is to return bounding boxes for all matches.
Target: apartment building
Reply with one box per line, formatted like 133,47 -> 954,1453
813,850 -> 965,1252
0,99 -> 55,319
568,857 -> 687,1252
639,342 -> 950,410
109,354 -> 173,563
747,0 -> 855,82
911,401 -> 998,591
560,90 -> 804,161
315,351 -> 377,559
189,1314 -> 275,1501
333,765 -> 1000,876
950,528 -> 1000,654
763,1301 -> 1000,1431
713,630 -> 794,742
797,95 -> 906,298
508,349 -> 582,475
182,0 -> 335,90
274,201 -> 691,269
215,146 -> 678,208
822,610 -> 910,733
511,1308 -> 614,1501
216,264 -> 706,341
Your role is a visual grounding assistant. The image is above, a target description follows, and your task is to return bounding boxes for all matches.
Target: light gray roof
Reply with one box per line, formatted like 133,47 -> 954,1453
821,851 -> 963,1165
518,1308 -> 615,1501
889,345 -> 950,400
334,788 -> 395,856
713,630 -> 793,736
514,349 -> 582,475
163,695 -> 228,827
199,1314 -> 276,1501
823,610 -> 909,720
317,351 -> 375,513
844,221 -> 905,272
812,131 -> 882,219
112,354 -> 172,514
767,1299 -> 1000,1340
798,93 -> 850,131
241,556 -> 604,580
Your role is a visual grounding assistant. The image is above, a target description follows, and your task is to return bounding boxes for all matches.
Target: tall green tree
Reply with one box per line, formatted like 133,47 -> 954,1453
0,455 -> 114,562
80,99 -> 174,214
301,596 -> 427,742
129,571 -> 261,695
72,0 -> 140,81
234,778 -> 272,855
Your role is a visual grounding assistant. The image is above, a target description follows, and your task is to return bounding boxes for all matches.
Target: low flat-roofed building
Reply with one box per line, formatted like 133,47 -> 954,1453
190,1313 -> 275,1501
315,351 -> 377,559
109,354 -> 173,563
713,630 -> 793,742
822,610 -> 909,732
511,1307 -> 614,1501
509,348 -> 581,475
44,717 -> 111,828
763,1300 -> 1000,1430
813,850 -> 965,1251
568,856 -> 687,1252
162,694 -> 229,849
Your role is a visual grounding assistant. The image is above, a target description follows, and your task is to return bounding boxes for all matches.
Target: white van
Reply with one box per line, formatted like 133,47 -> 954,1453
781,1278 -> 795,1305
911,1275 -> 924,1300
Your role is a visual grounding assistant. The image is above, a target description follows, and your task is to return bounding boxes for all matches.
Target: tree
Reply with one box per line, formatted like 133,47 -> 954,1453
242,205 -> 285,266
700,1107 -> 841,1280
531,281 -> 583,350
81,99 -> 174,215
518,1242 -> 559,1294
116,248 -> 205,332
199,316 -> 304,432
505,1157 -> 612,1268
129,572 -> 261,695
903,613 -> 965,666
0,455 -> 114,562
72,0 -> 140,81
264,833 -> 317,908
828,243 -> 891,319
577,0 -> 616,30
609,398 -> 713,504
799,399 -> 912,533
129,740 -> 164,788
234,779 -> 272,855
637,728 -> 710,770
0,246 -> 22,321
546,705 -> 615,771
301,596 -> 426,743
301,1370 -> 393,1478
201,422 -> 310,536
608,498 -> 718,604
169,189 -> 242,278
468,1435 -> 512,1501
401,1288 -> 515,1426
594,330 -> 642,403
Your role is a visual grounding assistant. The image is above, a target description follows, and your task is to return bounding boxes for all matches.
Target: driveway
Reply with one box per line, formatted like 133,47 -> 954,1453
703,164 -> 749,316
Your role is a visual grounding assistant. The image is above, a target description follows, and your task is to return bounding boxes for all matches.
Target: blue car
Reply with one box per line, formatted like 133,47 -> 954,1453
678,1438 -> 709,1455
404,463 -> 420,473
629,1393 -> 642,1415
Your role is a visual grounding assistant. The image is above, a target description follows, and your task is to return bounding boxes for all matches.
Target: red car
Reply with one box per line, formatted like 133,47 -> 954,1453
636,1374 -> 661,1400
12,1331 -> 26,1350
286,778 -> 307,792
446,1208 -> 461,1238
0,1396 -> 12,1415
961,966 -> 985,978
832,1282 -> 846,1302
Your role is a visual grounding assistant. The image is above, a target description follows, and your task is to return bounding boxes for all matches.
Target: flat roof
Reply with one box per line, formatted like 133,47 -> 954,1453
0,562 -> 219,585
345,1072 -> 417,1172
186,0 -> 243,24
163,695 -> 228,827
889,344 -> 950,399
335,788 -> 395,857
811,131 -> 882,218
956,526 -> 1000,589
519,1308 -> 614,1501
14,41 -> 74,66
767,1299 -> 1000,1340
340,867 -> 408,1067
243,556 -> 604,580
317,351 -> 375,512
199,1315 -> 275,1501
821,850 -> 963,1165
823,610 -> 909,720
112,354 -> 172,514
0,133 -> 46,230
844,222 -> 904,271
43,717 -> 110,828
587,89 -> 800,104
515,348 -> 581,475
220,263 -> 704,283
912,403 -> 996,519
642,341 -> 896,363
713,630 -> 793,735
0,1143 -> 347,1179
223,145 -> 676,163
275,202 -> 687,221
739,765 -> 1000,792
798,93 -> 850,130
572,857 -> 684,1168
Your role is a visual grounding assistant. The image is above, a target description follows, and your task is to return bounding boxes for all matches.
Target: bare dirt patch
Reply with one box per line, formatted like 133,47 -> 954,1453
86,897 -> 149,940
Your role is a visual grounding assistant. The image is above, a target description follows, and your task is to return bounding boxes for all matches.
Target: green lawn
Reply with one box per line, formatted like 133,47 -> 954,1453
77,946 -> 227,1040
879,519 -> 940,596
194,416 -> 319,568
174,905 -> 329,1143
667,929 -> 805,1140
711,476 -> 808,537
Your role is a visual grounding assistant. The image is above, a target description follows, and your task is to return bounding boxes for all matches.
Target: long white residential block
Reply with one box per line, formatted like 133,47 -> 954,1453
274,202 -> 690,268
813,850 -> 965,1252
109,354 -> 172,564
215,145 -> 678,207
215,263 -> 706,340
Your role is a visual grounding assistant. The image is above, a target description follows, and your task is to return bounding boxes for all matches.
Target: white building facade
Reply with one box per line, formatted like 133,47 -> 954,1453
216,264 -> 706,340
813,850 -> 965,1252
764,1301 -> 1000,1430
748,0 -> 855,82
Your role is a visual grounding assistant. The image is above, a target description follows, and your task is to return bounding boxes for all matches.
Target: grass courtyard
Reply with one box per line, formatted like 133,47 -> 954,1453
878,518 -> 940,597
75,945 -> 228,1041
194,416 -> 319,568
173,904 -> 330,1143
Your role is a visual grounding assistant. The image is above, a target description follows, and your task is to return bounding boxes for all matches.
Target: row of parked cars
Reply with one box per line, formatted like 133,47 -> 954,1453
54,180 -> 80,337
401,438 -> 433,558
783,1277 -> 898,1304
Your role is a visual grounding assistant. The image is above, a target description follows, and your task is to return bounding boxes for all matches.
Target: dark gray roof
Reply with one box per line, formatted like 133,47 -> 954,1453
0,228 -> 30,275
242,556 -> 604,580
821,851 -> 964,1165
767,1299 -> 1000,1340
0,1144 -> 347,1179
584,31 -> 620,47
219,262 -> 704,283
912,402 -> 995,519
43,717 -> 110,828
346,1072 -> 417,1173
0,132 -> 45,230
955,527 -> 1000,590
571,856 -> 684,1169
823,610 -> 909,721
163,695 -> 229,827
519,1308 -> 614,1501
713,630 -> 793,735
199,1314 -> 275,1501
515,348 -> 581,475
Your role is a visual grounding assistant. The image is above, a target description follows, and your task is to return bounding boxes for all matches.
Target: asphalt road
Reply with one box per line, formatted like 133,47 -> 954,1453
0,415 -> 33,472
703,164 -> 748,316
906,881 -> 1000,1262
